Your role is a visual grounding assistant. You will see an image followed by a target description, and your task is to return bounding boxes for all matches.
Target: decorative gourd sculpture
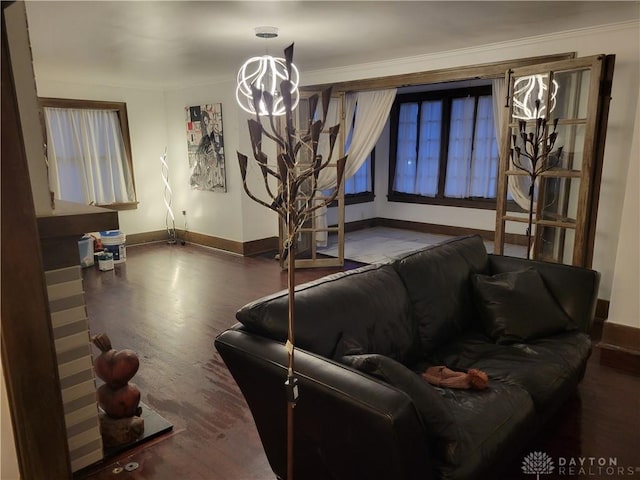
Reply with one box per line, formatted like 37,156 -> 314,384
92,333 -> 139,388
92,333 -> 144,447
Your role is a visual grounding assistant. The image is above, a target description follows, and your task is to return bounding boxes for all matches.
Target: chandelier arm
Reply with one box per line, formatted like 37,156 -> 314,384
511,159 -> 532,174
241,177 -> 280,213
240,150 -> 279,208
295,155 -> 347,219
293,132 -> 314,158
256,160 -> 278,201
307,94 -> 319,128
255,152 -> 281,181
260,125 -> 288,153
290,140 -> 333,191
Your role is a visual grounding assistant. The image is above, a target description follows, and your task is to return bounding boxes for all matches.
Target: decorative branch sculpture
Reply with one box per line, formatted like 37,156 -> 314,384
510,99 -> 563,259
236,44 -> 347,480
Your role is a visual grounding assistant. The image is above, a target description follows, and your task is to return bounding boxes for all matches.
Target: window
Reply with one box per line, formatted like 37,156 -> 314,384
343,111 -> 374,204
324,150 -> 374,206
40,98 -> 137,209
389,85 -> 499,208
345,151 -> 373,195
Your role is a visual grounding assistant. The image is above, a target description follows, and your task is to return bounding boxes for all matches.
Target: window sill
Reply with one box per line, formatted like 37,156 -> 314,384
327,192 -> 375,208
345,192 -> 375,206
94,201 -> 139,211
387,193 -> 525,212
388,193 -> 497,210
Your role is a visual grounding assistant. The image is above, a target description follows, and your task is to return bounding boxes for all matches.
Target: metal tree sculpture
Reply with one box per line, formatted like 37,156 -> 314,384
236,44 -> 347,480
510,99 -> 563,259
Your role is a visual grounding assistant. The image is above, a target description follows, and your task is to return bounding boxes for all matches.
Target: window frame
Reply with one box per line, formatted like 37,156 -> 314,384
39,97 -> 138,210
388,84 -> 501,209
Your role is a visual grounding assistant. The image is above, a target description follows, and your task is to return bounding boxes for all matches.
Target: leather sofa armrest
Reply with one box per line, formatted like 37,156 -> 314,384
215,326 -> 435,480
488,255 -> 600,334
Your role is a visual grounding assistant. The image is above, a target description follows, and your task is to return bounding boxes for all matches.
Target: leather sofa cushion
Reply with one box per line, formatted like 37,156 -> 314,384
471,267 -> 577,344
393,235 -> 489,355
435,383 -> 534,480
488,254 -> 600,334
340,353 -> 534,480
340,354 -> 459,458
424,331 -> 592,410
236,264 -> 417,361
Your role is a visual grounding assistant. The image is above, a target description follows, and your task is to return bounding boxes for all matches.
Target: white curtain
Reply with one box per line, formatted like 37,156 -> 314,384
315,88 -> 397,245
444,97 -> 476,197
44,107 -> 135,205
393,102 -> 420,193
393,101 -> 442,197
469,96 -> 499,197
492,78 -> 532,210
416,101 -> 442,196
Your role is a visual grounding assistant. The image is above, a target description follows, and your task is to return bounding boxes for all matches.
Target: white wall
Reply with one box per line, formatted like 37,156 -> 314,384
33,21 -> 639,304
163,79 -> 277,244
607,91 -> 640,328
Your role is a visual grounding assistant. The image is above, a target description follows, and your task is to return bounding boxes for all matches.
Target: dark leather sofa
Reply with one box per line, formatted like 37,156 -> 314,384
214,235 -> 600,480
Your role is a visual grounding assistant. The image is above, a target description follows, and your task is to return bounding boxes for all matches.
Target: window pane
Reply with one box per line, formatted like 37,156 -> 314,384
393,103 -> 419,193
469,95 -> 498,198
444,97 -> 475,198
415,100 -> 441,197
345,155 -> 371,194
344,111 -> 372,195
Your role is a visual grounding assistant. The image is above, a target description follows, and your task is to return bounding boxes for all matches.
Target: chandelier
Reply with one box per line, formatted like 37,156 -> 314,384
512,74 -> 559,120
236,27 -> 300,116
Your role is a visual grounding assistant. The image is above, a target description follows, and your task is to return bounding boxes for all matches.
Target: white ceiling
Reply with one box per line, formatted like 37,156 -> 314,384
24,1 -> 640,90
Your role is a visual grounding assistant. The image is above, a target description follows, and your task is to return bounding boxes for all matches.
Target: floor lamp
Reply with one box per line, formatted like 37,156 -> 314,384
236,44 -> 346,479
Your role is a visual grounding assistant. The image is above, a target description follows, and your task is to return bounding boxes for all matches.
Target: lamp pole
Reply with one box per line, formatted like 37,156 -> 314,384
236,45 -> 346,480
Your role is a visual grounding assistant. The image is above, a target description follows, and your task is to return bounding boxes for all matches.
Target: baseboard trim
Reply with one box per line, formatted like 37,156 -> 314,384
344,218 -> 378,233
598,322 -> 640,375
595,299 -> 610,322
344,217 -> 528,246
242,236 -> 279,256
126,230 -> 277,256
126,230 -> 173,245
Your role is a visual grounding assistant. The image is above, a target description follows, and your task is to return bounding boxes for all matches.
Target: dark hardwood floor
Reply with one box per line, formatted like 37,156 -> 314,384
76,242 -> 640,480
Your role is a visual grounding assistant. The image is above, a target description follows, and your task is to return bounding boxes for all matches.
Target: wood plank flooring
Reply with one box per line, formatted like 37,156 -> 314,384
76,242 -> 640,480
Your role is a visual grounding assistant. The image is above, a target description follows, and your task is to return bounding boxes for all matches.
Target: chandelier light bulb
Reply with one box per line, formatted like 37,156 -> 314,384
236,55 -> 300,116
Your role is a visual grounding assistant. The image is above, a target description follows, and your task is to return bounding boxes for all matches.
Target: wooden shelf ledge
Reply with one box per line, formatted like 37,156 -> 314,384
37,200 -> 119,270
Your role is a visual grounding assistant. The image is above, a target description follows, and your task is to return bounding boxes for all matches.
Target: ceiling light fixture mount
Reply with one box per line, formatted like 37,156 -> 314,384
236,27 -> 300,116
254,26 -> 279,39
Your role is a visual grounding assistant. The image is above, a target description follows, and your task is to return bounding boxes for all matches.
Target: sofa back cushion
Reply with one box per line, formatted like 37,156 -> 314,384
236,263 -> 417,361
392,235 -> 489,354
471,267 -> 577,344
487,254 -> 600,334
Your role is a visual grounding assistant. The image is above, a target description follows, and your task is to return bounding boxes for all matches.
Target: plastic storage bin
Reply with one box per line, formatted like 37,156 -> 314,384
78,236 -> 95,267
97,251 -> 114,271
100,230 -> 126,263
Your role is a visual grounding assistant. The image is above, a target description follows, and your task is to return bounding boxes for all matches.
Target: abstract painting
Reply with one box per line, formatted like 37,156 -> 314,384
185,103 -> 226,191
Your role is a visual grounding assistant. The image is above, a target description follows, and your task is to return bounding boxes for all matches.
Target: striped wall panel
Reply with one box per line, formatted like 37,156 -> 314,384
45,266 -> 103,472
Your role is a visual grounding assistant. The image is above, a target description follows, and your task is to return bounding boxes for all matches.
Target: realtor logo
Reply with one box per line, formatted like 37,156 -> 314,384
522,451 -> 555,479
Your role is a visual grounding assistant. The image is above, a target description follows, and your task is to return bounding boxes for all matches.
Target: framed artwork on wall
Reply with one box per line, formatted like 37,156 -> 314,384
185,103 -> 226,191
